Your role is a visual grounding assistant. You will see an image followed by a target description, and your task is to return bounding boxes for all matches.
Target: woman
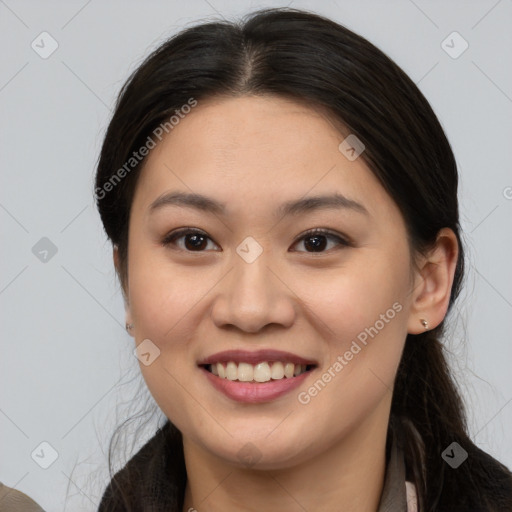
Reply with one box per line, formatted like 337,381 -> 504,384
94,7 -> 512,512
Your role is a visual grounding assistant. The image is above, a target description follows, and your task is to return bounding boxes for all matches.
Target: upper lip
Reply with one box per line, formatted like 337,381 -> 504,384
198,349 -> 318,366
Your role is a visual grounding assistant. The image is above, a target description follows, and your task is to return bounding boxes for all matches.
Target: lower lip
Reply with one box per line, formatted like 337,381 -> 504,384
199,366 -> 314,403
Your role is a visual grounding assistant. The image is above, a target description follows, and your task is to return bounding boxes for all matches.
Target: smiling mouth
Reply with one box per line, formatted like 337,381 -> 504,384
200,361 -> 317,383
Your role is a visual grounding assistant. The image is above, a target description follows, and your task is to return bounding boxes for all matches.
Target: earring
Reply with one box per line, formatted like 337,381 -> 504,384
420,318 -> 429,330
125,323 -> 134,331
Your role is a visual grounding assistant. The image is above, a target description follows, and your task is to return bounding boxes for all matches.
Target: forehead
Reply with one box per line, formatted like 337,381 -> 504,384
132,95 -> 394,221
161,94 -> 344,157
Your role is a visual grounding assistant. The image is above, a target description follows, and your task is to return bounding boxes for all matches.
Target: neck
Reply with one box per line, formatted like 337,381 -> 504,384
181,403 -> 390,512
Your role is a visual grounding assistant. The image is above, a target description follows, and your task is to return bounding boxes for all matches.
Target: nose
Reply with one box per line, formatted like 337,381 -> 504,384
210,254 -> 296,334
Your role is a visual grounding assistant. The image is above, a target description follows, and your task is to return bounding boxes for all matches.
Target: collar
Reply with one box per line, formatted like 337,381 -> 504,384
377,433 -> 418,512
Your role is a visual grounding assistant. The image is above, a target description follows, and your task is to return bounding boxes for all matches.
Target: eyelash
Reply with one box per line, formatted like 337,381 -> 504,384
161,227 -> 351,254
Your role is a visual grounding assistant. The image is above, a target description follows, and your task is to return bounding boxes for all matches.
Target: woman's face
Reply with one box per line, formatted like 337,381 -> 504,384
123,95 -> 417,469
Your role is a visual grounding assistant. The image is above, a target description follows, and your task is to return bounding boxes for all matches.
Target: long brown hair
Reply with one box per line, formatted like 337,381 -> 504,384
94,8 -> 512,511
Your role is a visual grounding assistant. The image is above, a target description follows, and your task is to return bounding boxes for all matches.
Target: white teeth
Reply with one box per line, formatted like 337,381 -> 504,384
253,362 -> 271,382
237,362 -> 253,382
210,361 -> 310,382
271,361 -> 284,379
226,361 -> 237,380
284,362 -> 295,378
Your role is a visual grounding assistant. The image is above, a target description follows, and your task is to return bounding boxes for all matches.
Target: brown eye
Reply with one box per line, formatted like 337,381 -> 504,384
162,228 -> 218,252
162,227 -> 350,254
292,229 -> 350,253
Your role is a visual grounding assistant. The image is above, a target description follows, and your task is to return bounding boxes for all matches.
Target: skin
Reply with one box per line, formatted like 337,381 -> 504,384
115,95 -> 458,512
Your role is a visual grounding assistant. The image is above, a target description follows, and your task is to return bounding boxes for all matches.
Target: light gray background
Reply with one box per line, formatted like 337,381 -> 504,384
1,1 -> 511,510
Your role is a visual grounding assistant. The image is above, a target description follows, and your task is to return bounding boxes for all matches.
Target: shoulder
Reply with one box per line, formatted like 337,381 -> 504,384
0,481 -> 46,512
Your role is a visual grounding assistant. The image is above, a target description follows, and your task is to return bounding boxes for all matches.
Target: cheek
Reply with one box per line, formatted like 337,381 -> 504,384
291,270 -> 407,437
127,245 -> 204,338
293,253 -> 410,395
300,259 -> 408,341
126,246 -> 208,428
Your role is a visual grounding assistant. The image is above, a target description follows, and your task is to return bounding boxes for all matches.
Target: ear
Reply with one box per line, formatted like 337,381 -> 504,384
113,245 -> 133,334
407,228 -> 459,334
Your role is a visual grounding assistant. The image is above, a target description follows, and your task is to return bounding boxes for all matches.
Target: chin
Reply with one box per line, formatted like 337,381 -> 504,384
200,432 -> 309,471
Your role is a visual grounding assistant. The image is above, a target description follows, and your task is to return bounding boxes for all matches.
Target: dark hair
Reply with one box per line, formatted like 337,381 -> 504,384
94,7 -> 512,511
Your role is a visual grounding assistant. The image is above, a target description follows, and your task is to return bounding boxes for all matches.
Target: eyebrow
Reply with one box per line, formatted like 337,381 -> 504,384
148,191 -> 369,218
